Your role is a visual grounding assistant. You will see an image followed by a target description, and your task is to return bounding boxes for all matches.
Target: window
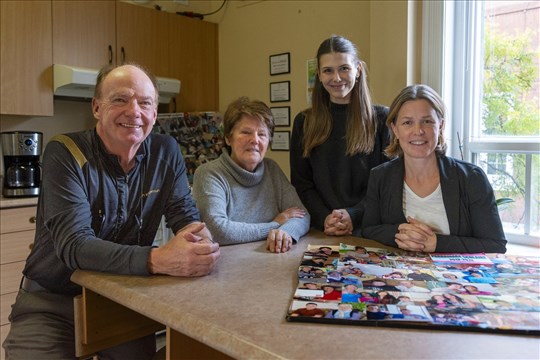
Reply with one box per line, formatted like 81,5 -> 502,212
422,0 -> 539,246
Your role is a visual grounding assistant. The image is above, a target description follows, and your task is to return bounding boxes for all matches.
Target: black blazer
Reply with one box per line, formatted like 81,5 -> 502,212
362,155 -> 507,253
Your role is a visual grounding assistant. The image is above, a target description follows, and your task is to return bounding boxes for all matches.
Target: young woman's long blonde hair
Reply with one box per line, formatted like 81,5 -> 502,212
302,36 -> 377,157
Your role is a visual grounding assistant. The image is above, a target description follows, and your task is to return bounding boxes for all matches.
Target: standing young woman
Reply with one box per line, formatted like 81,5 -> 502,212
290,35 -> 389,236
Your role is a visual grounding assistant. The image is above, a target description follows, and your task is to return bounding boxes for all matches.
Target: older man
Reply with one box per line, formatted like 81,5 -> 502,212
3,64 -> 220,359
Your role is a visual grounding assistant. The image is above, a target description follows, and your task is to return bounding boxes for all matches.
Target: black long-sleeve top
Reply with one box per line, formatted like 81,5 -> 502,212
290,103 -> 389,233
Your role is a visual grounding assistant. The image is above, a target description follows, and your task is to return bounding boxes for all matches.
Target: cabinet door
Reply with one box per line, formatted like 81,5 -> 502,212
52,0 -> 116,69
116,2 -> 169,77
0,1 -> 53,116
168,15 -> 219,112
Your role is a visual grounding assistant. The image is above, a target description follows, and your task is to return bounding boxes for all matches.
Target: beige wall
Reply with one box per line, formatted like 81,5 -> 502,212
217,0 -> 409,176
1,0 -> 411,178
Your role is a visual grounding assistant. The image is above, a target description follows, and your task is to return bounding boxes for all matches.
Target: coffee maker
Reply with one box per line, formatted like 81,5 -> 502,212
1,131 -> 43,197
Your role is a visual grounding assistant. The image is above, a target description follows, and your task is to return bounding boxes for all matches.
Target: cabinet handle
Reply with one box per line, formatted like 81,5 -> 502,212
121,47 -> 126,64
108,45 -> 113,65
29,216 -> 36,224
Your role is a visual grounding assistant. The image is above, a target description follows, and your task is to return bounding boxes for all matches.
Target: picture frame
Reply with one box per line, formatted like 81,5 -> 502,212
269,52 -> 290,75
270,106 -> 290,127
270,81 -> 290,103
271,131 -> 290,151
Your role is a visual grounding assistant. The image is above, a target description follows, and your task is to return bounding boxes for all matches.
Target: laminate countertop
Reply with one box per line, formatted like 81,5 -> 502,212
72,231 -> 540,360
0,195 -> 38,209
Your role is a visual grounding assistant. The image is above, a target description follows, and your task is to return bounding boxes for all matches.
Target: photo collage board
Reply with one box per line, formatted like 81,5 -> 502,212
287,243 -> 540,335
154,112 -> 224,184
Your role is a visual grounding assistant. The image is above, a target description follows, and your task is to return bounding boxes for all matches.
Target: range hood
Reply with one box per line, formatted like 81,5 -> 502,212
53,64 -> 181,104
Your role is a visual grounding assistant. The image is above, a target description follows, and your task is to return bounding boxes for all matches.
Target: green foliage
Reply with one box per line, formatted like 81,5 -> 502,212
349,302 -> 366,312
496,197 -> 514,209
482,25 -> 539,224
483,27 -> 539,136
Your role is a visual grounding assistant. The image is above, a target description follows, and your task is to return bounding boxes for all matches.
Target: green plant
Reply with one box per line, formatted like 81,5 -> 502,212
496,197 -> 514,209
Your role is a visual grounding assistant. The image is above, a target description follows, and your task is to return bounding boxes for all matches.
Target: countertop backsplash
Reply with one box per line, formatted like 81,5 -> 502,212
0,99 -> 95,178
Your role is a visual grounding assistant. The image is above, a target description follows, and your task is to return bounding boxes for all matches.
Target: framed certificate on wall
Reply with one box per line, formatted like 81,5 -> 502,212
270,81 -> 290,103
270,106 -> 290,127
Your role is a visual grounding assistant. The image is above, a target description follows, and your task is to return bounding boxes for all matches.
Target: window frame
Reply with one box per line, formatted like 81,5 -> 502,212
421,0 -> 539,246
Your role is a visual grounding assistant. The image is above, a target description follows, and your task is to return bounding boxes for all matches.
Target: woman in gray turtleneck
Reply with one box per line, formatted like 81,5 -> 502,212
192,97 -> 310,253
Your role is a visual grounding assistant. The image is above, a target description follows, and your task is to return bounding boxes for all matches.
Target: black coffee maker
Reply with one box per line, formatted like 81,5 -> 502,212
1,131 -> 43,197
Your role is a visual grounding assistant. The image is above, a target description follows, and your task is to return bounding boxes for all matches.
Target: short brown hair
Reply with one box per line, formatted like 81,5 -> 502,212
223,97 -> 274,150
385,84 -> 447,158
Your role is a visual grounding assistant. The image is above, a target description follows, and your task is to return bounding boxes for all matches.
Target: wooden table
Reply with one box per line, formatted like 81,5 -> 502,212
71,230 -> 540,359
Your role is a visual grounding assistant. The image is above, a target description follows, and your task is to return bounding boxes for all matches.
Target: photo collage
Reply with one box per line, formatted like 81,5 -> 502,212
287,243 -> 540,334
154,112 -> 224,184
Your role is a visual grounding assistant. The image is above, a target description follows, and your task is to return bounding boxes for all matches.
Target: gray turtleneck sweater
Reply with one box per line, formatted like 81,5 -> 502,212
192,150 -> 310,245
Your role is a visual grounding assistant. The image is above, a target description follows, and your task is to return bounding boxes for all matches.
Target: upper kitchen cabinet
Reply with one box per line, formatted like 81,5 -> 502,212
116,1 -> 169,77
1,1 -> 53,116
168,15 -> 219,112
52,1 -> 116,69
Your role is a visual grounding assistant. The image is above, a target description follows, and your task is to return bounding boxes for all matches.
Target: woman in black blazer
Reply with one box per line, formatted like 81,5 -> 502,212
362,84 -> 506,254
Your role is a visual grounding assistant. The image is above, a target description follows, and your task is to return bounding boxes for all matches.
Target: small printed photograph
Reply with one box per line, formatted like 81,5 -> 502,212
393,280 -> 431,293
430,310 -> 486,327
370,291 -> 403,305
406,269 -> 439,282
295,281 -> 343,302
349,264 -> 408,280
326,270 -> 363,285
432,270 -> 468,282
428,281 -> 498,296
297,265 -> 327,279
386,251 -> 432,263
339,243 -> 369,261
295,281 -> 325,299
363,303 -> 431,321
288,300 -> 338,318
430,253 -> 494,265
324,302 -> 366,320
493,277 -> 540,296
478,294 -> 540,312
300,255 -> 330,268
365,303 -> 391,320
361,279 -> 401,292
385,304 -> 433,321
460,269 -> 498,284
435,263 -> 494,272
395,261 -> 439,271
489,254 -> 540,267
340,283 -> 364,303
305,245 -> 341,258
488,259 -> 540,277
422,293 -> 483,311
470,310 -> 540,331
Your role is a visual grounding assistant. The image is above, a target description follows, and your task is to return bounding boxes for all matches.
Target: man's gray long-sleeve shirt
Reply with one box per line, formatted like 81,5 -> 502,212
23,130 -> 199,295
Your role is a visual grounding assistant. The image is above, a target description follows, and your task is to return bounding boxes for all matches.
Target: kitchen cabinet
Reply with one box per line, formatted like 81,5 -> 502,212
52,1 -> 169,77
168,14 -> 219,112
0,1 -> 53,116
52,0 -> 116,69
0,206 -> 37,356
116,1 -> 170,77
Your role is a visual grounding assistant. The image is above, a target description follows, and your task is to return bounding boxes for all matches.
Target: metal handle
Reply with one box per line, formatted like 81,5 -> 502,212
108,45 -> 113,65
29,216 -> 36,224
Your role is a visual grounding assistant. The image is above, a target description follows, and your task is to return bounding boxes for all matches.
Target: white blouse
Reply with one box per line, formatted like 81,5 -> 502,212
403,182 -> 450,235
